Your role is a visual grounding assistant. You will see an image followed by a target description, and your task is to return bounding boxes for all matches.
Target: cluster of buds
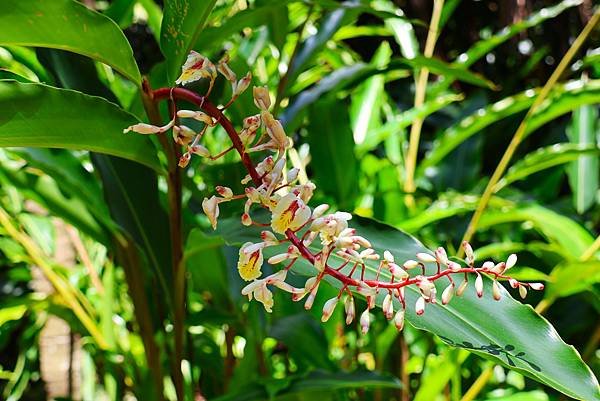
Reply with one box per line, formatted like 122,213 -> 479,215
125,52 -> 544,334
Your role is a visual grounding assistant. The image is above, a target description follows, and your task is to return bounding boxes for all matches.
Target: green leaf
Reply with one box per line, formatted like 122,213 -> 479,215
419,79 -> 600,175
216,215 -> 600,400
566,105 -> 599,214
496,143 -> 600,190
160,0 -> 218,83
0,0 -> 140,83
547,261 -> 600,300
478,204 -> 594,259
307,96 -> 358,209
0,81 -> 162,172
0,304 -> 27,327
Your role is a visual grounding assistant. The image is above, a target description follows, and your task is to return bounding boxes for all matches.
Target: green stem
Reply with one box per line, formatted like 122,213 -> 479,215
403,0 -> 445,207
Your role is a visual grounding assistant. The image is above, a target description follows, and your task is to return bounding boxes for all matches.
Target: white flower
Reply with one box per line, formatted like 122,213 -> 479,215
271,193 -> 311,234
176,51 -> 216,87
237,242 -> 264,281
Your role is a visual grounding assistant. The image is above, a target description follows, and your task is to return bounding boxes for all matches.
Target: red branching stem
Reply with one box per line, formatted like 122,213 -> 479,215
152,86 -> 520,294
153,87 -> 262,185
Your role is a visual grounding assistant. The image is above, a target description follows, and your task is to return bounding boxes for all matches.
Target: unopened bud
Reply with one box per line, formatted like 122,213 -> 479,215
268,253 -> 290,265
482,261 -> 495,269
287,168 -> 299,183
415,296 -> 426,315
241,213 -> 252,226
312,204 -> 329,219
389,264 -> 409,280
321,297 -> 339,322
490,262 -> 505,275
492,280 -> 502,301
447,261 -> 462,272
417,252 -> 437,263
518,285 -> 528,299
382,293 -> 394,320
529,282 -> 544,291
505,254 -> 517,270
394,309 -> 405,331
253,86 -> 271,110
508,278 -> 519,288
403,260 -> 419,269
360,309 -> 371,334
462,241 -> 474,265
234,72 -> 252,96
435,247 -> 448,264
442,283 -> 455,305
345,295 -> 355,325
178,152 -> 191,168
190,145 -> 210,157
475,274 -> 483,298
216,186 -> 233,198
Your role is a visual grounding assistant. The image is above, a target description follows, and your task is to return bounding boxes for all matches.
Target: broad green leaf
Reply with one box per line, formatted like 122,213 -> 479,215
0,0 -> 140,83
479,204 -> 594,259
566,105 -> 599,214
307,97 -> 358,209
216,215 -> 600,400
160,0 -> 217,83
0,81 -> 161,172
213,370 -> 401,401
547,261 -> 600,300
419,80 -> 600,175
496,143 -> 600,190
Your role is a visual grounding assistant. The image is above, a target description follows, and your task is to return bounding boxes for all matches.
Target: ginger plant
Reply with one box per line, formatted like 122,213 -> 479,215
124,51 -> 544,334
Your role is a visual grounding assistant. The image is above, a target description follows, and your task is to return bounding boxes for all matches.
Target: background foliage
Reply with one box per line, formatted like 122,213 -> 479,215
0,0 -> 599,400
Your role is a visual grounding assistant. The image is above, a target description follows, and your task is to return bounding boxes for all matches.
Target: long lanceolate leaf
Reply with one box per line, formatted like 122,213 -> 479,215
0,81 -> 162,172
419,80 -> 600,176
0,0 -> 140,83
216,216 -> 600,401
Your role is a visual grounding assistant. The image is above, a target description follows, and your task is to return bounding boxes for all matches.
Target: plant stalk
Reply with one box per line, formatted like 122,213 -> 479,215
403,0 -> 445,207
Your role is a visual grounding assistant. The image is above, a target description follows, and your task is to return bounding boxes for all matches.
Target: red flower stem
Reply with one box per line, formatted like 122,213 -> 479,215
153,87 -> 262,185
152,87 -> 515,293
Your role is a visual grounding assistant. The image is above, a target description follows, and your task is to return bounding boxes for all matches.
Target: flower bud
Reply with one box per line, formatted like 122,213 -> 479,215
241,213 -> 252,226
415,296 -> 426,315
492,280 -> 502,301
529,282 -> 544,291
481,261 -> 495,269
345,295 -> 355,325
190,145 -> 210,157
384,250 -> 394,263
447,261 -> 462,272
462,241 -> 474,265
394,309 -> 405,331
403,260 -> 419,269
490,262 -> 505,275
456,279 -> 469,296
435,247 -> 448,264
215,186 -> 233,198
508,278 -> 519,288
304,284 -> 319,310
442,283 -> 454,305
268,253 -> 290,265
360,309 -> 371,334
518,285 -> 528,299
178,152 -> 191,168
475,274 -> 484,298
382,293 -> 394,320
253,86 -> 271,110
260,230 -> 278,244
234,72 -> 252,96
416,252 -> 437,263
505,254 -> 517,270
312,204 -> 329,219
321,297 -> 339,322
389,264 -> 409,280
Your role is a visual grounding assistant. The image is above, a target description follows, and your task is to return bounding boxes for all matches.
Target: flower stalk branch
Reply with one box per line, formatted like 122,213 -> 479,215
127,51 -> 544,335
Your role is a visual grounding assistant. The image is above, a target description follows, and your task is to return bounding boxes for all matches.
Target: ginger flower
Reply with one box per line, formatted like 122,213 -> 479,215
237,242 -> 265,281
176,51 -> 217,87
271,193 -> 311,234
